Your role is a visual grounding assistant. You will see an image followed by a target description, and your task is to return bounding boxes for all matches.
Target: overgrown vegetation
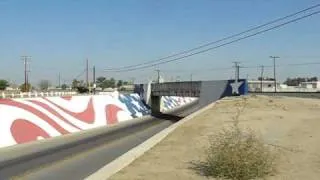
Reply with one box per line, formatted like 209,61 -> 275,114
19,83 -> 32,92
192,98 -> 277,180
0,79 -> 9,90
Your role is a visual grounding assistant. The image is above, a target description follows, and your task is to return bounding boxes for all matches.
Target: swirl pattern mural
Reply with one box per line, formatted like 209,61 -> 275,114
0,93 -> 196,148
161,96 -> 197,111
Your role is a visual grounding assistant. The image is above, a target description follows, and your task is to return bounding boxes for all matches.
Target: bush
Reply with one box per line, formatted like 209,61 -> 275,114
202,127 -> 276,180
192,98 -> 277,180
76,86 -> 89,94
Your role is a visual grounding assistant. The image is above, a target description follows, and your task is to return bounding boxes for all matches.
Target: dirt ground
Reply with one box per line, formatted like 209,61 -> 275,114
110,95 -> 320,180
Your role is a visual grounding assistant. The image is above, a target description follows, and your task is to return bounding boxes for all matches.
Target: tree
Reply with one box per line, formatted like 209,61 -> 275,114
284,77 -> 319,86
308,76 -> 318,82
76,86 -> 89,94
258,77 -> 275,81
0,79 -> 9,90
108,78 -> 116,88
96,77 -> 117,89
20,83 -> 32,92
123,81 -> 129,85
61,84 -> 68,90
117,80 -> 123,88
39,80 -> 51,90
96,77 -> 106,88
72,79 -> 80,89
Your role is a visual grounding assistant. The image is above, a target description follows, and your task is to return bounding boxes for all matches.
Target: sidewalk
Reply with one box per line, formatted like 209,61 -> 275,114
110,95 -> 320,180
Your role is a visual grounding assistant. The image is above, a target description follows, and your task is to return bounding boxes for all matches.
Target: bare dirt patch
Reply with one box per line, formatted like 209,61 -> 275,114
110,95 -> 320,180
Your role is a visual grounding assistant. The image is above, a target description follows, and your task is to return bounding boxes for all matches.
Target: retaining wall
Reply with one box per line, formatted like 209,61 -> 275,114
0,93 -> 196,148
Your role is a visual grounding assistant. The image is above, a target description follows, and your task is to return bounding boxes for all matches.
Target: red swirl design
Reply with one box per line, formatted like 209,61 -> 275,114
11,119 -> 51,144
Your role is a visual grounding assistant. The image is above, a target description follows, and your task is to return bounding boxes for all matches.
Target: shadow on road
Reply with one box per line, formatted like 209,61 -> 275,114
151,113 -> 184,122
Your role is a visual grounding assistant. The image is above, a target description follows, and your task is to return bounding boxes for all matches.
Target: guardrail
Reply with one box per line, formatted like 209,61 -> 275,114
151,81 -> 201,97
249,91 -> 320,99
249,88 -> 320,93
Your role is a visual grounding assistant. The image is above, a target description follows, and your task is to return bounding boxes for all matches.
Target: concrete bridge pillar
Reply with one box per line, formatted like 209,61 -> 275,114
151,95 -> 161,115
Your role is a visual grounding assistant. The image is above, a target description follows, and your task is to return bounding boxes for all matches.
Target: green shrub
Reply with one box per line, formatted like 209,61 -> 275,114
203,127 -> 277,180
191,98 -> 277,180
76,86 -> 89,94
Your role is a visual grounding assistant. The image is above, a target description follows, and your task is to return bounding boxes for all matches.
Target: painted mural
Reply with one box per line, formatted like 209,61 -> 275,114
161,96 -> 197,111
0,93 -> 196,148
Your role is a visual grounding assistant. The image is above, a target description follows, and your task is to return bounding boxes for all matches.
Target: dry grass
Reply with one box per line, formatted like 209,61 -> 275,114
191,98 -> 278,180
110,96 -> 320,180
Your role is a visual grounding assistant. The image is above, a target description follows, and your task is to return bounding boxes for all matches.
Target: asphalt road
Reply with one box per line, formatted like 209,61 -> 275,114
0,101 -> 201,180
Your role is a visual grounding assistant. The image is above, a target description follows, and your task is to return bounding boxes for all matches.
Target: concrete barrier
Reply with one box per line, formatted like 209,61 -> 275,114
0,99 -> 198,172
0,93 -> 197,148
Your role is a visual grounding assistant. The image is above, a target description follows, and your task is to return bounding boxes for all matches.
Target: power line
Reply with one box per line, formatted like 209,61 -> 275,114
286,62 -> 320,66
105,10 -> 320,72
161,67 -> 233,73
242,62 -> 320,69
160,62 -> 320,73
74,69 -> 86,80
146,61 -> 320,75
104,4 -> 320,71
119,62 -> 320,83
94,62 -> 320,84
162,62 -> 320,77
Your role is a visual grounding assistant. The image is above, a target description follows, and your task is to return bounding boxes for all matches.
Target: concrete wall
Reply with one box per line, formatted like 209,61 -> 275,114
135,79 -> 247,113
0,79 -> 248,149
161,96 -> 197,112
198,79 -> 248,108
0,93 -> 196,148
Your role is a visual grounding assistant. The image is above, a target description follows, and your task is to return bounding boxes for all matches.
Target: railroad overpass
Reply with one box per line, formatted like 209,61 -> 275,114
135,79 -> 248,114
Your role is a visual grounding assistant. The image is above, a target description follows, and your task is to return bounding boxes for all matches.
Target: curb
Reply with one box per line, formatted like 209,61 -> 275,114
85,101 -> 217,180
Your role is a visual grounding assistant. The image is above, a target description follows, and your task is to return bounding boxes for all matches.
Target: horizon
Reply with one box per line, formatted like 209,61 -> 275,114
0,0 -> 320,86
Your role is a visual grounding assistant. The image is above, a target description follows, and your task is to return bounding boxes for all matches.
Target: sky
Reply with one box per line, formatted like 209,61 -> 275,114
0,0 -> 320,86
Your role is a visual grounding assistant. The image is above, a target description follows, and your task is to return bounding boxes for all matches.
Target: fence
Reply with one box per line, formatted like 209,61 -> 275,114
249,87 -> 320,93
0,91 -> 77,99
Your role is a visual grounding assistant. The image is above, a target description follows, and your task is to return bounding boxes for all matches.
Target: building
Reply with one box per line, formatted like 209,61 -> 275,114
120,84 -> 134,91
248,80 -> 280,92
300,81 -> 320,89
248,80 -> 320,92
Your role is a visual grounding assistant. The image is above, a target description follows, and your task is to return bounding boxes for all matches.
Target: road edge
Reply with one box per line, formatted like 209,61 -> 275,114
85,101 -> 217,180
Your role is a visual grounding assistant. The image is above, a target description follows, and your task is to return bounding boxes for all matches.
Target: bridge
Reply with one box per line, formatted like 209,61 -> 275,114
151,81 -> 201,97
136,79 -> 248,114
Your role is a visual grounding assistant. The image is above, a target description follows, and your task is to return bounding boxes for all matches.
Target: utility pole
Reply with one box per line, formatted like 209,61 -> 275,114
86,58 -> 89,88
21,56 -> 31,92
233,61 -> 240,82
155,69 -> 160,83
190,74 -> 193,82
58,72 -> 61,88
92,65 -> 96,94
270,56 -> 279,93
260,65 -> 264,92
93,66 -> 96,84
